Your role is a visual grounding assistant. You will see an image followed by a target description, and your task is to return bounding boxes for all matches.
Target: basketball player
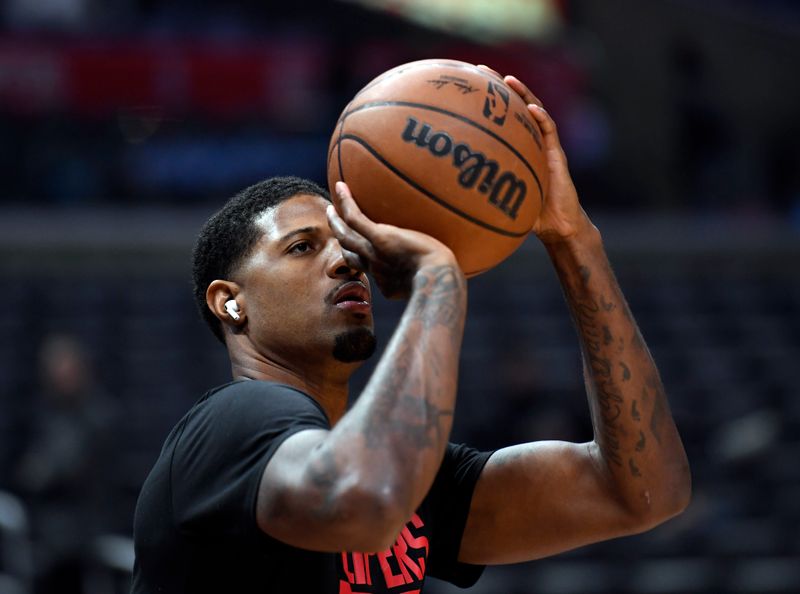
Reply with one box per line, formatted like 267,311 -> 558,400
132,72 -> 690,593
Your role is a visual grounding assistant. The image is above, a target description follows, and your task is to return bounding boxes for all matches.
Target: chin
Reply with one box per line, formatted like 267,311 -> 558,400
332,327 -> 377,363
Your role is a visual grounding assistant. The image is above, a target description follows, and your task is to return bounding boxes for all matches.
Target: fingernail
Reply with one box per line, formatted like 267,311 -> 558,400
326,204 -> 336,217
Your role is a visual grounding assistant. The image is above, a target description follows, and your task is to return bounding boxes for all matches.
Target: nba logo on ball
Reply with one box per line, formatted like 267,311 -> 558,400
328,59 -> 549,277
483,81 -> 510,126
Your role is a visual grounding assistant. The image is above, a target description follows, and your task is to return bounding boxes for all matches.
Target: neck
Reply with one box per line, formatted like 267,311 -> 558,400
228,342 -> 354,426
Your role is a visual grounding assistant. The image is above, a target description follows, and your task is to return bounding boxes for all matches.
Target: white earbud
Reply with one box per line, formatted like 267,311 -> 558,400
224,299 -> 240,321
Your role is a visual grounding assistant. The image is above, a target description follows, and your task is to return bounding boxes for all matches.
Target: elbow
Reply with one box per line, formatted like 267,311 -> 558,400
672,464 -> 693,515
627,460 -> 693,533
660,456 -> 693,520
331,480 -> 410,552
257,477 -> 407,553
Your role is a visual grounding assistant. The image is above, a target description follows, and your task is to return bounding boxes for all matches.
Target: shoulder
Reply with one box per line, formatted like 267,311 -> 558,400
171,380 -> 330,458
437,442 -> 494,485
427,443 -> 494,515
194,380 -> 330,426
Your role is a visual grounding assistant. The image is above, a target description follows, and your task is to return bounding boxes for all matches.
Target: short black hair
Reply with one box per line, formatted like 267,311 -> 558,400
192,176 -> 330,343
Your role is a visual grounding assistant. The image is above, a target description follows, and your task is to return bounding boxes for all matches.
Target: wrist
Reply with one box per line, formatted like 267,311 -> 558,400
543,221 -> 603,257
412,259 -> 466,294
415,248 -> 461,278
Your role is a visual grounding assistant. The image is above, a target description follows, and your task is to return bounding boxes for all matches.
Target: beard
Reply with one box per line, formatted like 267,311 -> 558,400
332,327 -> 377,363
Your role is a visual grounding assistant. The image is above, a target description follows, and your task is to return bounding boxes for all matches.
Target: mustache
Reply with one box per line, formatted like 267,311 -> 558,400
325,277 -> 370,304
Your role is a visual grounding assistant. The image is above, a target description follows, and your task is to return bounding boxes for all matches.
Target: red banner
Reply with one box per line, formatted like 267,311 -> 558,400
0,36 -> 330,118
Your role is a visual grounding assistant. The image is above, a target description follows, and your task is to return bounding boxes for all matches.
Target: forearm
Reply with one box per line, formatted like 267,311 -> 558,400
318,264 -> 466,528
547,228 -> 690,518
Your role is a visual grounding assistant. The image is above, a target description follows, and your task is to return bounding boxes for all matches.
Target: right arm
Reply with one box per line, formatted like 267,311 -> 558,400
256,182 -> 467,552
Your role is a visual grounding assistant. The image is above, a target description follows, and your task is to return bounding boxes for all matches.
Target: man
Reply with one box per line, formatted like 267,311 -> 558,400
132,72 -> 690,593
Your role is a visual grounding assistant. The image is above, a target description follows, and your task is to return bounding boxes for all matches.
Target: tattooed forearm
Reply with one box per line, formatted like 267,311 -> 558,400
323,260 -> 466,522
569,274 -> 629,467
408,264 -> 467,329
363,391 -> 454,450
548,234 -> 689,508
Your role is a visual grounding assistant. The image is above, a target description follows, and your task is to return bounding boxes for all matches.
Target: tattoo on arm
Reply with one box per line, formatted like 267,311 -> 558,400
631,399 -> 641,421
635,430 -> 646,452
343,263 -> 464,501
579,265 -> 591,285
409,265 -> 466,330
362,390 -> 454,450
646,374 -> 670,446
563,260 -> 661,475
620,362 -> 631,381
573,295 -> 625,468
553,247 -> 686,493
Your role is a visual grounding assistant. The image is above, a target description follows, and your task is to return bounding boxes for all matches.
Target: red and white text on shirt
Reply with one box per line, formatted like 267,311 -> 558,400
339,513 -> 429,593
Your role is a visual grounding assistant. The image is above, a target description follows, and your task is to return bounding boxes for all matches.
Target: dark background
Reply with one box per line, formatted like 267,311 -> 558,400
0,1 -> 798,593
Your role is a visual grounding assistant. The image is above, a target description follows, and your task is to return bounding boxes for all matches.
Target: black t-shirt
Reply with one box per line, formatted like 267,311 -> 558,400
132,380 -> 492,593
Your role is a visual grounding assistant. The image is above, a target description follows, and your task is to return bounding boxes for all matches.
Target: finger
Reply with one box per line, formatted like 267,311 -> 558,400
476,64 -> 503,80
527,104 -> 567,159
504,75 -> 543,108
326,203 -> 376,263
333,182 -> 381,243
341,246 -> 369,273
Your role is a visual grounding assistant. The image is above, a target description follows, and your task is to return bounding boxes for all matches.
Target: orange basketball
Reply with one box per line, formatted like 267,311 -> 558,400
327,59 -> 548,277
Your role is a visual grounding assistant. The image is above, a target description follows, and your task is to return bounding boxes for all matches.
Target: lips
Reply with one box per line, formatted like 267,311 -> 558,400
331,281 -> 370,306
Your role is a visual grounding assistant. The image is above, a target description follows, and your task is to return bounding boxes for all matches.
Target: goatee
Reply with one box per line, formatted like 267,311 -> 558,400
332,328 -> 377,362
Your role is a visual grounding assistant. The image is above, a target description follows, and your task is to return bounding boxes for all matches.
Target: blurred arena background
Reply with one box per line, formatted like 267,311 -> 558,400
0,0 -> 798,593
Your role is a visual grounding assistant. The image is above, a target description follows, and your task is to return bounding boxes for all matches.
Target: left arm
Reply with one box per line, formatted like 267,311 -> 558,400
458,72 -> 691,565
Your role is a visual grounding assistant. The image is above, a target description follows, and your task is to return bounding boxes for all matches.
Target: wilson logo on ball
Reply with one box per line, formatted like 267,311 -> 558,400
401,116 -> 527,221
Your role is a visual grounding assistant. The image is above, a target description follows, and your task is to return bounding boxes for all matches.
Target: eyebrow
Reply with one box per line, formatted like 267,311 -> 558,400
277,226 -> 319,244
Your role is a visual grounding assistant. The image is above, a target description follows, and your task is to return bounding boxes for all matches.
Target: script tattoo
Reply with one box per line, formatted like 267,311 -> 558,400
556,251 -> 684,490
572,290 -> 624,468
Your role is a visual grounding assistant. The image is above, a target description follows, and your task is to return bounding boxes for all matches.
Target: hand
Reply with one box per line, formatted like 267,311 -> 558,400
478,65 -> 596,245
327,182 -> 461,299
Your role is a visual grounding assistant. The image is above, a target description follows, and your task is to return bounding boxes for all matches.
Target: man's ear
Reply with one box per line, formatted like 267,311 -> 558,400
207,280 -> 245,327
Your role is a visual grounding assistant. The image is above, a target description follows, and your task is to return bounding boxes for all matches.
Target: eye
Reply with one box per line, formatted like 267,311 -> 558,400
288,240 -> 313,255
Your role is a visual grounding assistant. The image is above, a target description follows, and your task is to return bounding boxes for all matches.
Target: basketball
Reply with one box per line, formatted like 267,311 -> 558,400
327,59 -> 549,277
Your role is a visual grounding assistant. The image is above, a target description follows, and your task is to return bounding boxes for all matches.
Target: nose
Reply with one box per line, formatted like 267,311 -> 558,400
326,239 -> 364,279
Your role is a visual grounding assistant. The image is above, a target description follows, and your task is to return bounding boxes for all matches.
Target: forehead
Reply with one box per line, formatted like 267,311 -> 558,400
254,193 -> 330,242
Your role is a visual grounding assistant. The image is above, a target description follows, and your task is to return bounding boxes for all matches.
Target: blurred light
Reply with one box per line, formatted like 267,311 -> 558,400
340,0 -> 563,42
